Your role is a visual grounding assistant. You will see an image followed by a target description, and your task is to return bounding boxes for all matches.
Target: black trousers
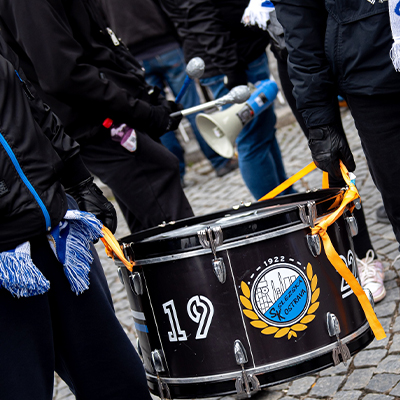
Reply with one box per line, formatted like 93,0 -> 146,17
346,92 -> 400,247
0,233 -> 152,400
80,130 -> 194,233
277,56 -> 374,259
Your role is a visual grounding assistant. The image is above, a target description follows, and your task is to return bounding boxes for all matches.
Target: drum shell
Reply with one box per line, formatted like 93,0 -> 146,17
118,191 -> 374,397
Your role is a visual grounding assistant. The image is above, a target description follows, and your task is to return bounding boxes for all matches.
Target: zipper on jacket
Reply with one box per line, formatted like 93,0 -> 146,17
0,133 -> 52,231
15,69 -> 35,101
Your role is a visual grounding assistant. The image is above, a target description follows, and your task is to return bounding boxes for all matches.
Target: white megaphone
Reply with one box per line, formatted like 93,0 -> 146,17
196,79 -> 279,158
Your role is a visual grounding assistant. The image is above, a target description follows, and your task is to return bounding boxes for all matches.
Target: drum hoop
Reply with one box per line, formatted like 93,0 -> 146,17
121,220 -> 312,266
144,321 -> 369,384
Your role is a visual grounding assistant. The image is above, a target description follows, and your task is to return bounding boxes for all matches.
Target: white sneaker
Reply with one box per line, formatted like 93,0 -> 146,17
357,250 -> 386,303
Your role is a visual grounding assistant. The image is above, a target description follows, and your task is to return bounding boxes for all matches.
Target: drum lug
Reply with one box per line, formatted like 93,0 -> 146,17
326,312 -> 351,366
198,226 -> 226,284
234,340 -> 260,398
306,234 -> 321,257
122,242 -> 135,262
299,201 -> 317,227
345,214 -> 359,237
151,349 -> 171,400
130,272 -> 143,296
117,267 -> 124,285
364,288 -> 375,309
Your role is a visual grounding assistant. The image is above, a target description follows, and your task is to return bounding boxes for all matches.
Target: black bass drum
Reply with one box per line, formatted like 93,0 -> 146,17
116,189 -> 374,399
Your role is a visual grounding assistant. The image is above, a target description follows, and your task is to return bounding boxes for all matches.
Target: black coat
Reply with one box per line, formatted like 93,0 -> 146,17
158,0 -> 271,78
274,0 -> 400,128
0,37 -> 89,252
0,0 -> 168,142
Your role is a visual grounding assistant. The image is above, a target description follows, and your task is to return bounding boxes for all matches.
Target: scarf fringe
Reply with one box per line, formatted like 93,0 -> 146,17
57,210 -> 103,295
390,41 -> 400,71
0,242 -> 50,298
241,0 -> 274,30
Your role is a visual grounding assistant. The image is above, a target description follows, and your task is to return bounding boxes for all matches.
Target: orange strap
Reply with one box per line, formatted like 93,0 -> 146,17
258,162 -> 317,201
258,161 -> 385,340
310,162 -> 385,340
100,226 -> 134,272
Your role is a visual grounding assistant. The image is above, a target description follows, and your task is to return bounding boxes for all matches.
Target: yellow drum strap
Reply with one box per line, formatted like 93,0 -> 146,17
311,163 -> 385,340
259,161 -> 385,340
101,226 -> 134,272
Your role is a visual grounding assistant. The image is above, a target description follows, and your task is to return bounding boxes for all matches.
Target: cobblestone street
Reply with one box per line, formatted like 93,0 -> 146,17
53,107 -> 400,400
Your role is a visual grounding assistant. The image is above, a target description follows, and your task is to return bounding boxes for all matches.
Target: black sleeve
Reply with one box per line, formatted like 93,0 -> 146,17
0,0 -> 156,132
159,0 -> 247,77
273,0 -> 339,128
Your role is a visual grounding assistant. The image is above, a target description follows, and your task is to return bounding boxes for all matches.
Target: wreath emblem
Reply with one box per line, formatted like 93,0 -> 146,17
240,263 -> 320,340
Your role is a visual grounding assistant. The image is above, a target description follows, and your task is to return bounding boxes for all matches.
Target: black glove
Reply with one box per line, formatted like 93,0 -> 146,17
147,101 -> 183,139
308,124 -> 356,180
165,101 -> 183,132
223,69 -> 248,90
65,177 -> 118,234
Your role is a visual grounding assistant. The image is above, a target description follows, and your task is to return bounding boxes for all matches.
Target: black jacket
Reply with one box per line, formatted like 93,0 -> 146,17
98,0 -> 179,57
158,0 -> 271,78
274,0 -> 400,129
0,0 -> 169,142
0,37 -> 90,252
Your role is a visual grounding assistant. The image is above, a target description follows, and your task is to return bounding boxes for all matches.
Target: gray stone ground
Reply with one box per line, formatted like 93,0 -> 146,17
53,106 -> 400,400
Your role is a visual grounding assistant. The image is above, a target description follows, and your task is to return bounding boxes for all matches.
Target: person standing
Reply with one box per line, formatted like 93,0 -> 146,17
272,0 -> 400,299
98,0 -> 239,181
0,34 -> 151,399
158,0 -> 295,200
0,0 -> 194,234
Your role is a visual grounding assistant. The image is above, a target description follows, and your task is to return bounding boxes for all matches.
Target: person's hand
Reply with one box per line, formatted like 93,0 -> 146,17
308,124 -> 356,180
165,101 -> 183,132
65,177 -> 117,233
147,101 -> 183,139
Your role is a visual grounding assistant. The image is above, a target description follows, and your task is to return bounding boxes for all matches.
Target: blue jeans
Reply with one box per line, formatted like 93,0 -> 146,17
140,48 -> 229,177
200,53 -> 294,199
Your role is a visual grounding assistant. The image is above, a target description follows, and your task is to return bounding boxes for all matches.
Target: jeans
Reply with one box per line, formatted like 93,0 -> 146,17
200,53 -> 294,199
140,48 -> 229,177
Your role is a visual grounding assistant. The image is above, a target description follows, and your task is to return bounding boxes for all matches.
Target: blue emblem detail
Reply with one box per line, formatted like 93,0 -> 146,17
135,322 -> 149,333
265,276 -> 308,324
396,1 -> 400,16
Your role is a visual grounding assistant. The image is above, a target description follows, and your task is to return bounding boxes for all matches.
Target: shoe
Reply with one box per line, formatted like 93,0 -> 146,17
376,205 -> 390,224
357,250 -> 386,303
215,158 -> 239,177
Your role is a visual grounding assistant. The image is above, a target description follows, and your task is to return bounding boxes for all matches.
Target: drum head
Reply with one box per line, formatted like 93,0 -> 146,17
120,189 -> 345,260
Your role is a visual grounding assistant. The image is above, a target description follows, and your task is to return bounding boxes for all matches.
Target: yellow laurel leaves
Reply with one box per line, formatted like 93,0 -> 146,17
300,315 -> 315,324
311,275 -> 318,292
241,281 -> 251,298
240,262 -> 320,340
262,326 -> 279,335
311,288 -> 320,303
251,320 -> 268,329
243,309 -> 259,320
307,263 -> 313,281
240,295 -> 253,310
308,302 -> 320,315
291,324 -> 307,331
274,327 -> 290,338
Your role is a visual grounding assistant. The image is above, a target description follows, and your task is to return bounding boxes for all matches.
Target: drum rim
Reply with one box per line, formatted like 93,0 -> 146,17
118,189 -> 346,261
144,320 -> 370,384
118,219 -> 313,266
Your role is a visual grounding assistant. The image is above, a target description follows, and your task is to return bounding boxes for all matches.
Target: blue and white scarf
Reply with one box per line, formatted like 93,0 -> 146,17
242,0 -> 400,72
0,210 -> 103,298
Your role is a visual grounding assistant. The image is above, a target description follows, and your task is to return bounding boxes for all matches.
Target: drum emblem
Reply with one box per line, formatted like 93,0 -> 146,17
240,262 -> 320,340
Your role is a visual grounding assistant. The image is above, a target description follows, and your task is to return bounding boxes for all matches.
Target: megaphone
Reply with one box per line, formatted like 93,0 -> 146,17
196,79 -> 278,158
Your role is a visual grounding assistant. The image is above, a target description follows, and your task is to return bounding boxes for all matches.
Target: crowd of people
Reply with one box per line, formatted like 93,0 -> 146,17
0,0 -> 398,398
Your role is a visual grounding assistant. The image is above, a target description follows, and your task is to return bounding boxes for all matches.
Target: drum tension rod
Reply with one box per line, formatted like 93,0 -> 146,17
234,340 -> 260,398
198,226 -> 226,284
151,349 -> 171,400
326,313 -> 351,366
299,201 -> 321,257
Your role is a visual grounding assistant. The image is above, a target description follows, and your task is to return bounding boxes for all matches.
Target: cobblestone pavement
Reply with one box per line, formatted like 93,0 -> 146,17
53,107 -> 400,400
